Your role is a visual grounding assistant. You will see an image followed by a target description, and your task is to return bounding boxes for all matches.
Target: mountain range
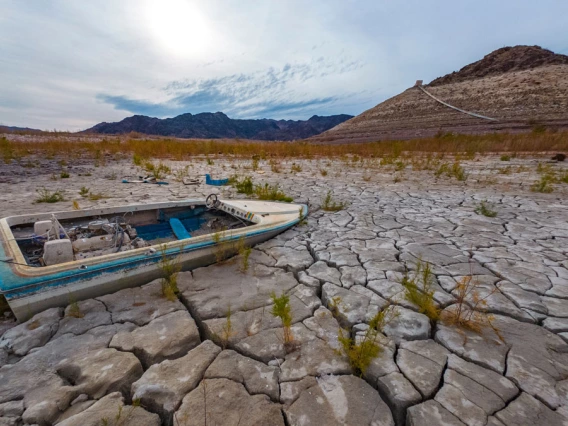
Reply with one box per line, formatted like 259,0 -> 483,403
84,112 -> 353,141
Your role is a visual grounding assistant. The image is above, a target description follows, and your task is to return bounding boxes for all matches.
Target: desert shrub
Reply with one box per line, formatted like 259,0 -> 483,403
321,190 -> 346,211
337,306 -> 398,376
230,175 -> 254,195
474,200 -> 497,217
320,169 -> 328,176
254,183 -> 293,202
35,188 -> 65,203
291,163 -> 302,172
270,292 -> 294,352
531,175 -> 554,193
401,261 -> 440,321
500,154 -> 511,161
159,247 -> 181,301
60,172 -> 70,178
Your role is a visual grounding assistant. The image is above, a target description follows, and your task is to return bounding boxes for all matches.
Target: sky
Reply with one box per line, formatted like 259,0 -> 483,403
1,0 -> 567,131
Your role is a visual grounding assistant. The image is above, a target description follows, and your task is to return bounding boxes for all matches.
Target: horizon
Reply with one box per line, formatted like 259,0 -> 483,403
1,1 -> 567,131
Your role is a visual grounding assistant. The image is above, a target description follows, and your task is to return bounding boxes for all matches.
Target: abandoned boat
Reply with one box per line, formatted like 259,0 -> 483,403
0,195 -> 307,321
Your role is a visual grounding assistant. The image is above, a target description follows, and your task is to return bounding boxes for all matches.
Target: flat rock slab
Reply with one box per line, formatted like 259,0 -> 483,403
178,263 -> 298,320
56,348 -> 143,400
377,371 -> 422,425
396,339 -> 449,399
494,392 -> 567,426
174,378 -> 285,426
132,340 -> 221,426
285,375 -> 394,426
322,283 -> 388,327
97,279 -> 186,326
407,400 -> 467,426
265,246 -> 314,272
57,392 -> 160,426
382,306 -> 430,343
110,310 -> 200,368
204,349 -> 279,401
0,307 -> 62,356
55,299 -> 112,338
306,261 -> 342,286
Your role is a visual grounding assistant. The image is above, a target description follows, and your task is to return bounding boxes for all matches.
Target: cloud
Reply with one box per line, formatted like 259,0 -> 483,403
98,59 -> 366,119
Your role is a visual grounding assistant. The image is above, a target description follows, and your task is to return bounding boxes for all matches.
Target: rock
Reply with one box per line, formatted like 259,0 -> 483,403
54,400 -> 96,424
317,246 -> 360,267
339,265 -> 367,288
131,340 -> 220,425
110,310 -> 200,368
0,400 -> 24,417
377,372 -> 422,425
265,246 -> 314,272
285,375 -> 394,426
178,263 -> 298,320
382,306 -> 430,343
204,349 -> 279,401
97,279 -> 185,326
0,418 -> 18,426
496,281 -> 547,314
56,392 -> 160,426
406,400 -> 466,426
0,307 -> 62,356
396,340 -> 449,398
446,354 -> 518,404
202,285 -> 319,347
70,393 -> 89,405
280,376 -> 317,405
543,317 -> 568,333
542,296 -> 568,318
321,283 -> 387,327
494,392 -> 567,426
434,381 -> 488,426
297,271 -> 321,290
173,378 -> 285,426
435,321 -> 507,373
54,299 -> 111,338
306,261 -> 342,286
56,348 -> 143,400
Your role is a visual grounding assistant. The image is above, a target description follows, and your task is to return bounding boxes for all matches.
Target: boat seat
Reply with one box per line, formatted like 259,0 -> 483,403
169,218 -> 191,240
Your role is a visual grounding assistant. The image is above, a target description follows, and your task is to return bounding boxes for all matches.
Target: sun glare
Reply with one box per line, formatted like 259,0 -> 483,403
145,0 -> 212,58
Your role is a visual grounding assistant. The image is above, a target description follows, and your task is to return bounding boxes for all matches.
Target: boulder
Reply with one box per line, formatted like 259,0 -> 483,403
131,340 -> 221,426
110,310 -> 200,368
280,376 -> 317,405
173,378 -> 285,426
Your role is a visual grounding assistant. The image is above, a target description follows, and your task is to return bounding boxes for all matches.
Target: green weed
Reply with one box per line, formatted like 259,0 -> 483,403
35,188 -> 65,203
474,200 -> 497,217
321,190 -> 346,211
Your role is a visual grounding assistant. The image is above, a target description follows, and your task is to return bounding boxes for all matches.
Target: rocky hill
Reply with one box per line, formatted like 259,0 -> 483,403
84,112 -> 353,141
312,45 -> 568,143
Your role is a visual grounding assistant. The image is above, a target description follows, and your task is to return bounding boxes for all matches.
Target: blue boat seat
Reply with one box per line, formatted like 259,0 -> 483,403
169,218 -> 191,240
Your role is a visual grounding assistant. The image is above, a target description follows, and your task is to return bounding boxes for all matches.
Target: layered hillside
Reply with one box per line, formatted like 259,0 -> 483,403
84,112 -> 353,141
312,46 -> 568,143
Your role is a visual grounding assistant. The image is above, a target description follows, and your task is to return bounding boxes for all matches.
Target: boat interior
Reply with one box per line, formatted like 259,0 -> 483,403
9,204 -> 252,267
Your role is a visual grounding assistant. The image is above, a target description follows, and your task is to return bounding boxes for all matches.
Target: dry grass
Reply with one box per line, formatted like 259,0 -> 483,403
2,132 -> 567,164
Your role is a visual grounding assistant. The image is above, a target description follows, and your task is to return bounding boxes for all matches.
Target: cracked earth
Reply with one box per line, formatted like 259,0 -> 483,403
0,154 -> 567,425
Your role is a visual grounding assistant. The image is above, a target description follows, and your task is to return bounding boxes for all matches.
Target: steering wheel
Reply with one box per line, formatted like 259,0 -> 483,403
205,193 -> 218,209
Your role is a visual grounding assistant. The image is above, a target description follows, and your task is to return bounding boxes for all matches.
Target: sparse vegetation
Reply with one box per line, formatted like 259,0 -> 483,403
320,169 -> 328,176
72,200 -> 80,210
500,154 -> 511,161
291,163 -> 302,173
79,186 -> 90,197
88,191 -> 108,201
254,183 -> 293,202
67,294 -> 84,319
474,200 -> 498,217
230,175 -> 254,195
401,260 -> 440,321
237,237 -> 252,273
35,188 -> 65,203
60,172 -> 70,178
270,292 -> 294,352
159,247 -> 181,301
435,161 -> 468,181
144,161 -> 171,180
220,304 -> 233,349
321,190 -> 346,211
531,175 -> 554,193
337,305 -> 398,377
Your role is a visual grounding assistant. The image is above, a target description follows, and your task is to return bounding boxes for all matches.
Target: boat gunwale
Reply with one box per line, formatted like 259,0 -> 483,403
0,199 -> 305,281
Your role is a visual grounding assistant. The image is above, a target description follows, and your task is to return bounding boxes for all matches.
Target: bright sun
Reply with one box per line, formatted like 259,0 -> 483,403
145,0 -> 212,58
